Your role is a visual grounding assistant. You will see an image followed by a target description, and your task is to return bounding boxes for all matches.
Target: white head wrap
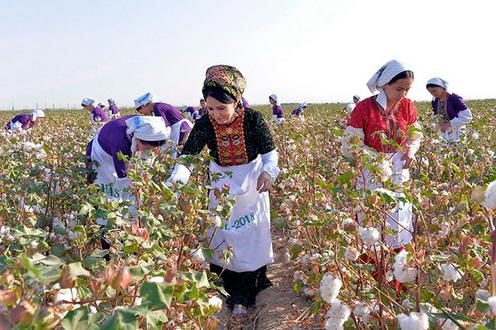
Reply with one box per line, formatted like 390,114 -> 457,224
108,98 -> 116,105
30,109 -> 45,120
81,98 -> 97,107
269,94 -> 278,103
134,92 -> 155,109
299,103 -> 307,109
367,60 -> 409,93
345,103 -> 355,113
353,95 -> 360,102
125,116 -> 170,153
426,77 -> 448,91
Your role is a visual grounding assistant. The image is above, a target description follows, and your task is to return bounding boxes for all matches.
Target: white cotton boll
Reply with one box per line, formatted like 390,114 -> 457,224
440,318 -> 458,330
421,158 -> 429,167
190,248 -> 205,262
319,274 -> 342,304
344,247 -> 360,261
471,131 -> 480,140
325,300 -> 351,330
353,302 -> 371,324
476,289 -> 490,301
54,288 -> 78,304
358,227 -> 380,246
385,270 -> 394,282
488,150 -> 495,158
30,241 -> 39,248
147,276 -> 165,283
394,250 -> 417,283
483,181 -> 496,209
378,159 -> 392,182
208,296 -> 223,310
293,271 -> 308,284
440,263 -> 463,282
402,299 -> 411,309
288,238 -> 299,246
212,215 -> 222,227
487,296 -> 496,314
397,312 -> 429,330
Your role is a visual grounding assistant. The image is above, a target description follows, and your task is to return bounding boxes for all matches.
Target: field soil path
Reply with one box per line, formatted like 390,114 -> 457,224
215,235 -> 324,329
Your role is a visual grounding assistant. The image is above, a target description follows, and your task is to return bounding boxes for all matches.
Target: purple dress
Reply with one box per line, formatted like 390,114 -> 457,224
86,115 -> 136,178
109,104 -> 120,115
198,108 -> 208,117
272,105 -> 285,118
431,93 -> 468,120
153,102 -> 184,126
153,102 -> 192,143
91,107 -> 109,122
6,114 -> 33,130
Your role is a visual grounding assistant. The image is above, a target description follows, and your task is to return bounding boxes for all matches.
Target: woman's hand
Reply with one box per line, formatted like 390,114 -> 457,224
401,150 -> 416,169
440,122 -> 451,133
256,171 -> 273,193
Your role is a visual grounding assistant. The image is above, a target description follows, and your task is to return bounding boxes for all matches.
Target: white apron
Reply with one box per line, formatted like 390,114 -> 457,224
205,156 -> 273,272
163,119 -> 193,158
357,152 -> 413,249
90,132 -> 135,225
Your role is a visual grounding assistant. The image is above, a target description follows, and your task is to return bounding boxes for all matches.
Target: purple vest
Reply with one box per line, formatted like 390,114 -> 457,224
6,114 -> 31,130
86,115 -> 136,178
109,104 -> 119,114
432,93 -> 468,120
91,107 -> 109,122
272,104 -> 285,118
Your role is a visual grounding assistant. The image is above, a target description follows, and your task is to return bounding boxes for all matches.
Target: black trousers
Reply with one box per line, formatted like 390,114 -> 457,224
210,263 -> 272,309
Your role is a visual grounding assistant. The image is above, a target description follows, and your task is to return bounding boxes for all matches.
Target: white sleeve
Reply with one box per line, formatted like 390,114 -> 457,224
450,108 -> 473,128
165,163 -> 192,187
10,121 -> 23,131
261,150 -> 280,182
405,121 -> 422,155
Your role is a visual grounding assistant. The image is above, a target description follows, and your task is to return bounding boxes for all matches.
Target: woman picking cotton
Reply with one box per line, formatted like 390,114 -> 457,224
85,115 -> 170,229
81,98 -> 109,123
269,94 -> 285,124
108,98 -> 120,119
341,60 -> 422,251
167,65 -> 280,322
426,77 -> 473,142
134,93 -> 193,157
5,109 -> 45,132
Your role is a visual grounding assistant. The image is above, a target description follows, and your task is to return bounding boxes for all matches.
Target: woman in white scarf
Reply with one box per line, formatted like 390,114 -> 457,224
342,60 -> 422,249
426,77 -> 473,142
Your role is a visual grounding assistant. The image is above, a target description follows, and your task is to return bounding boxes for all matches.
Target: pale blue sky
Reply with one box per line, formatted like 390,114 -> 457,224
1,0 -> 495,110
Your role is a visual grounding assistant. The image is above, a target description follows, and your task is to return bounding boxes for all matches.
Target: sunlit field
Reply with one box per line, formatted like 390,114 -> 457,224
1,99 -> 496,329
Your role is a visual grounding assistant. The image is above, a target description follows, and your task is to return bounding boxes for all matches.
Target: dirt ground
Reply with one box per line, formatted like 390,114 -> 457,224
215,237 -> 325,330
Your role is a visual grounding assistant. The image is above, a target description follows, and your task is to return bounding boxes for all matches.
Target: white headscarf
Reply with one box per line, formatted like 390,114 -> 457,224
134,92 -> 155,108
30,109 -> 45,120
108,98 -> 116,105
125,116 -> 170,153
81,98 -> 97,107
269,94 -> 278,103
367,60 -> 409,93
299,103 -> 307,109
426,77 -> 449,91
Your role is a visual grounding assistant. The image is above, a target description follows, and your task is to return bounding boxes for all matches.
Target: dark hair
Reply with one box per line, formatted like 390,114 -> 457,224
139,139 -> 166,147
200,98 -> 205,102
202,86 -> 237,104
388,70 -> 414,85
426,83 -> 442,89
